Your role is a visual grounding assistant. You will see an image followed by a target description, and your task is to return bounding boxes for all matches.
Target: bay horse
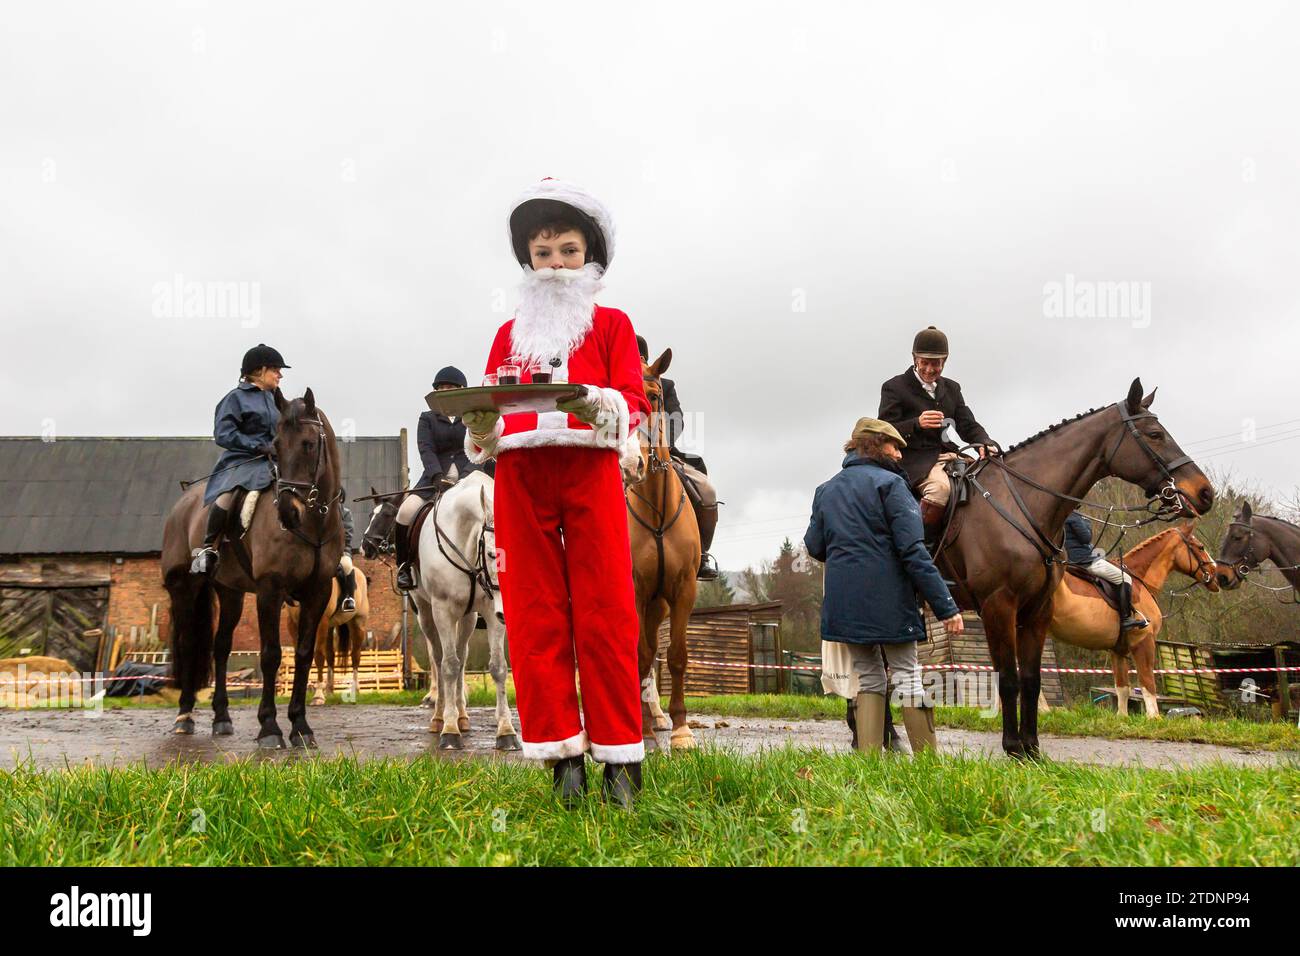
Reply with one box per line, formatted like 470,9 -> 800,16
359,472 -> 518,751
628,348 -> 702,753
935,378 -> 1214,757
1048,522 -> 1219,718
285,569 -> 370,705
161,388 -> 344,748
1215,501 -> 1300,595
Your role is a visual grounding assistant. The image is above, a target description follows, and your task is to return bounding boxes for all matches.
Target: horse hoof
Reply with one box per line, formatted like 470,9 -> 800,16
430,719 -> 444,735
419,696 -> 435,709
457,716 -> 471,733
211,719 -> 234,736
495,734 -> 521,752
653,719 -> 672,733
311,695 -> 326,707
290,731 -> 317,750
438,733 -> 464,751
173,717 -> 195,736
257,735 -> 286,750
670,732 -> 697,751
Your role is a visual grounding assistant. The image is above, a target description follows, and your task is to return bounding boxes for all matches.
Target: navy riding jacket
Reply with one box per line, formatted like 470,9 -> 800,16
203,381 -> 279,506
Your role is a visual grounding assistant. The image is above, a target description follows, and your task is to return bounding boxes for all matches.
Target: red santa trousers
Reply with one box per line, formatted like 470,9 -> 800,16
494,444 -> 644,764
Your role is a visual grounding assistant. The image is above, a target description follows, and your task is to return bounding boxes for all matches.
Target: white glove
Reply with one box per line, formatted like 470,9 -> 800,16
555,387 -> 603,426
462,408 -> 501,439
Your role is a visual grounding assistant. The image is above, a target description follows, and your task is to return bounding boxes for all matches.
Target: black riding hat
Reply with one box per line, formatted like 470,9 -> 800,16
912,326 -> 949,359
636,335 -> 648,362
433,366 -> 467,389
241,343 -> 290,376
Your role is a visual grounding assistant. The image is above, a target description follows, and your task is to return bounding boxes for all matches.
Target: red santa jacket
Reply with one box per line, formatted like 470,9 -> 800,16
465,305 -> 650,462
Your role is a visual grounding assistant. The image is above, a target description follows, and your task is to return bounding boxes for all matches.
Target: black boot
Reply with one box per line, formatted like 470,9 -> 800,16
552,755 -> 587,809
190,504 -> 227,575
339,564 -> 357,612
395,521 -> 415,592
846,697 -> 857,748
1119,582 -> 1148,631
602,762 -> 642,810
697,553 -> 720,581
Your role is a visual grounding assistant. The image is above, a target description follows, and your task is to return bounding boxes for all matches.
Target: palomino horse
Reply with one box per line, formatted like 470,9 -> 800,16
162,389 -> 344,748
1215,501 -> 1300,595
286,569 -> 370,705
360,472 -> 518,751
628,348 -> 702,753
934,379 -> 1214,757
1048,522 -> 1219,718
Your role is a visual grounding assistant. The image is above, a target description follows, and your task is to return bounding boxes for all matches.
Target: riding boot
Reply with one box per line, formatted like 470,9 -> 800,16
694,498 -> 720,580
920,498 -> 945,529
395,521 -> 415,592
697,553 -> 720,581
339,566 -> 357,612
900,706 -> 937,755
189,504 -> 228,575
853,692 -> 886,755
884,705 -> 910,753
602,761 -> 642,810
1119,581 -> 1148,631
551,755 -> 587,809
846,697 -> 857,748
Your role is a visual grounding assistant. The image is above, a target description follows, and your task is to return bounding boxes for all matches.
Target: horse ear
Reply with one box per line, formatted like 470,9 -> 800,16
304,388 -> 316,416
480,485 -> 490,516
1125,378 -> 1143,414
654,348 -> 672,377
1141,386 -> 1158,409
1240,500 -> 1253,522
274,387 -> 287,413
371,486 -> 379,498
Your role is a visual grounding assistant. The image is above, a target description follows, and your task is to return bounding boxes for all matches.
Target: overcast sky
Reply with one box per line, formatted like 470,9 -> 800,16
3,1 -> 1298,571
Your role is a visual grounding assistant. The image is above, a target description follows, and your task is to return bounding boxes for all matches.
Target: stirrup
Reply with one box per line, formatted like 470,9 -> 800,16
1120,615 -> 1149,630
396,563 -> 415,592
341,597 -> 356,612
696,553 -> 720,581
189,547 -> 218,575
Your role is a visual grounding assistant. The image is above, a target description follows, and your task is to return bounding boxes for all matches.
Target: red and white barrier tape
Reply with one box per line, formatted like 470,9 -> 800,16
682,658 -> 1300,677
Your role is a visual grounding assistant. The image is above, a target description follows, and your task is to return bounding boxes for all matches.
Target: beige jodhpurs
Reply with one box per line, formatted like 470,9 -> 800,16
918,452 -> 959,506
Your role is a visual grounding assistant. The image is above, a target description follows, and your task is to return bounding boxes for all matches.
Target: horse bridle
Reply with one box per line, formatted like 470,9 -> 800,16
274,417 -> 340,519
432,489 -> 498,616
1175,526 -> 1218,586
1104,404 -> 1193,510
1223,521 -> 1262,578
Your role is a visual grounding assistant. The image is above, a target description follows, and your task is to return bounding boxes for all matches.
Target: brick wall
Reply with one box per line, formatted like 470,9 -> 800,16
0,553 -> 409,654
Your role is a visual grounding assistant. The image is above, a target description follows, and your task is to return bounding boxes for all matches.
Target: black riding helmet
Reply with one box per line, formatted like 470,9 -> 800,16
912,326 -> 949,359
241,343 -> 290,376
636,335 -> 648,362
433,366 -> 467,389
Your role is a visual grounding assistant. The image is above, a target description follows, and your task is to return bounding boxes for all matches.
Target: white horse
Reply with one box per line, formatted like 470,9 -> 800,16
361,471 -> 518,751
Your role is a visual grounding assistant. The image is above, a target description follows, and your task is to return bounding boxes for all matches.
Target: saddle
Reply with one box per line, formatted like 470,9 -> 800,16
1064,566 -> 1126,615
404,497 -> 439,591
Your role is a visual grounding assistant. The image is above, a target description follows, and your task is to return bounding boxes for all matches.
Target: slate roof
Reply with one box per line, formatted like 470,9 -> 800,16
0,436 -> 403,555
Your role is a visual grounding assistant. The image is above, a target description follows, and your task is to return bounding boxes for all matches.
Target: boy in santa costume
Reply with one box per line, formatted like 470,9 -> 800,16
462,178 -> 650,809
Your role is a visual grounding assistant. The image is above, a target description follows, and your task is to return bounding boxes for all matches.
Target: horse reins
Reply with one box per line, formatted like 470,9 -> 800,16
626,370 -> 686,602
431,489 -> 498,616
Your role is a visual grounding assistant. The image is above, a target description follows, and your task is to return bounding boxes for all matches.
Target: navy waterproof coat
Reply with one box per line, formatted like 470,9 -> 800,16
203,381 -> 279,506
804,453 -> 960,644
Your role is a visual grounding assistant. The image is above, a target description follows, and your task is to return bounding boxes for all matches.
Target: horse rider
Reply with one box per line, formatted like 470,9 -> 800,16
190,343 -> 288,575
878,326 -> 998,529
337,503 -> 357,612
635,334 -> 720,580
394,365 -> 492,592
1063,509 -> 1149,632
804,417 -> 964,755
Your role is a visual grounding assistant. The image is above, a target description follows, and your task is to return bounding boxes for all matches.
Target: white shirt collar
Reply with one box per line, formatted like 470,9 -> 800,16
912,367 -> 937,398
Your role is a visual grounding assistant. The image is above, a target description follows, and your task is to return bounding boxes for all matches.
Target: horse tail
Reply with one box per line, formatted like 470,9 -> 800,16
169,576 -> 215,692
336,620 -> 351,660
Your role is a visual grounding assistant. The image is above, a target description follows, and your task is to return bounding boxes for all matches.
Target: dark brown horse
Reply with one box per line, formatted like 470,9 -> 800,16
629,349 -> 702,752
936,378 -> 1214,757
162,388 -> 345,748
1215,501 -> 1300,595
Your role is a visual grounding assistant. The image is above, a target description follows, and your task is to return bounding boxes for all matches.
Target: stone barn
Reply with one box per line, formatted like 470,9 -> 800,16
0,435 -> 410,669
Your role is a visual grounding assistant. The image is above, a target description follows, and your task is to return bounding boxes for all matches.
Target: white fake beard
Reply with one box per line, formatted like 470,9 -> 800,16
509,262 -> 604,365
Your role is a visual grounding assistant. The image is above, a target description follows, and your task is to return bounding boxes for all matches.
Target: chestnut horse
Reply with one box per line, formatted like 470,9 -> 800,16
162,389 -> 344,748
628,349 -> 702,752
286,570 -> 370,705
935,379 -> 1214,757
1048,522 -> 1218,718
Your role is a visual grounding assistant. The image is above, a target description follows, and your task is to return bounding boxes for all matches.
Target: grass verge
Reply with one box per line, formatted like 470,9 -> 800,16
1,749 -> 1295,866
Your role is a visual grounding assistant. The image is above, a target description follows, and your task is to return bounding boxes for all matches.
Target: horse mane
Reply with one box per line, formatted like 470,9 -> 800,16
1005,405 -> 1112,454
1123,526 -> 1179,565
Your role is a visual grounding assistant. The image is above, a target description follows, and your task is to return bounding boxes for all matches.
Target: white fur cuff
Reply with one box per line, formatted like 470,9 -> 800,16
464,418 -> 505,464
589,740 -> 645,764
521,729 -> 588,761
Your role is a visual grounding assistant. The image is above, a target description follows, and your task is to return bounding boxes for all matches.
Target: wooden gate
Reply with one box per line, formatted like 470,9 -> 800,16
0,586 -> 108,670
